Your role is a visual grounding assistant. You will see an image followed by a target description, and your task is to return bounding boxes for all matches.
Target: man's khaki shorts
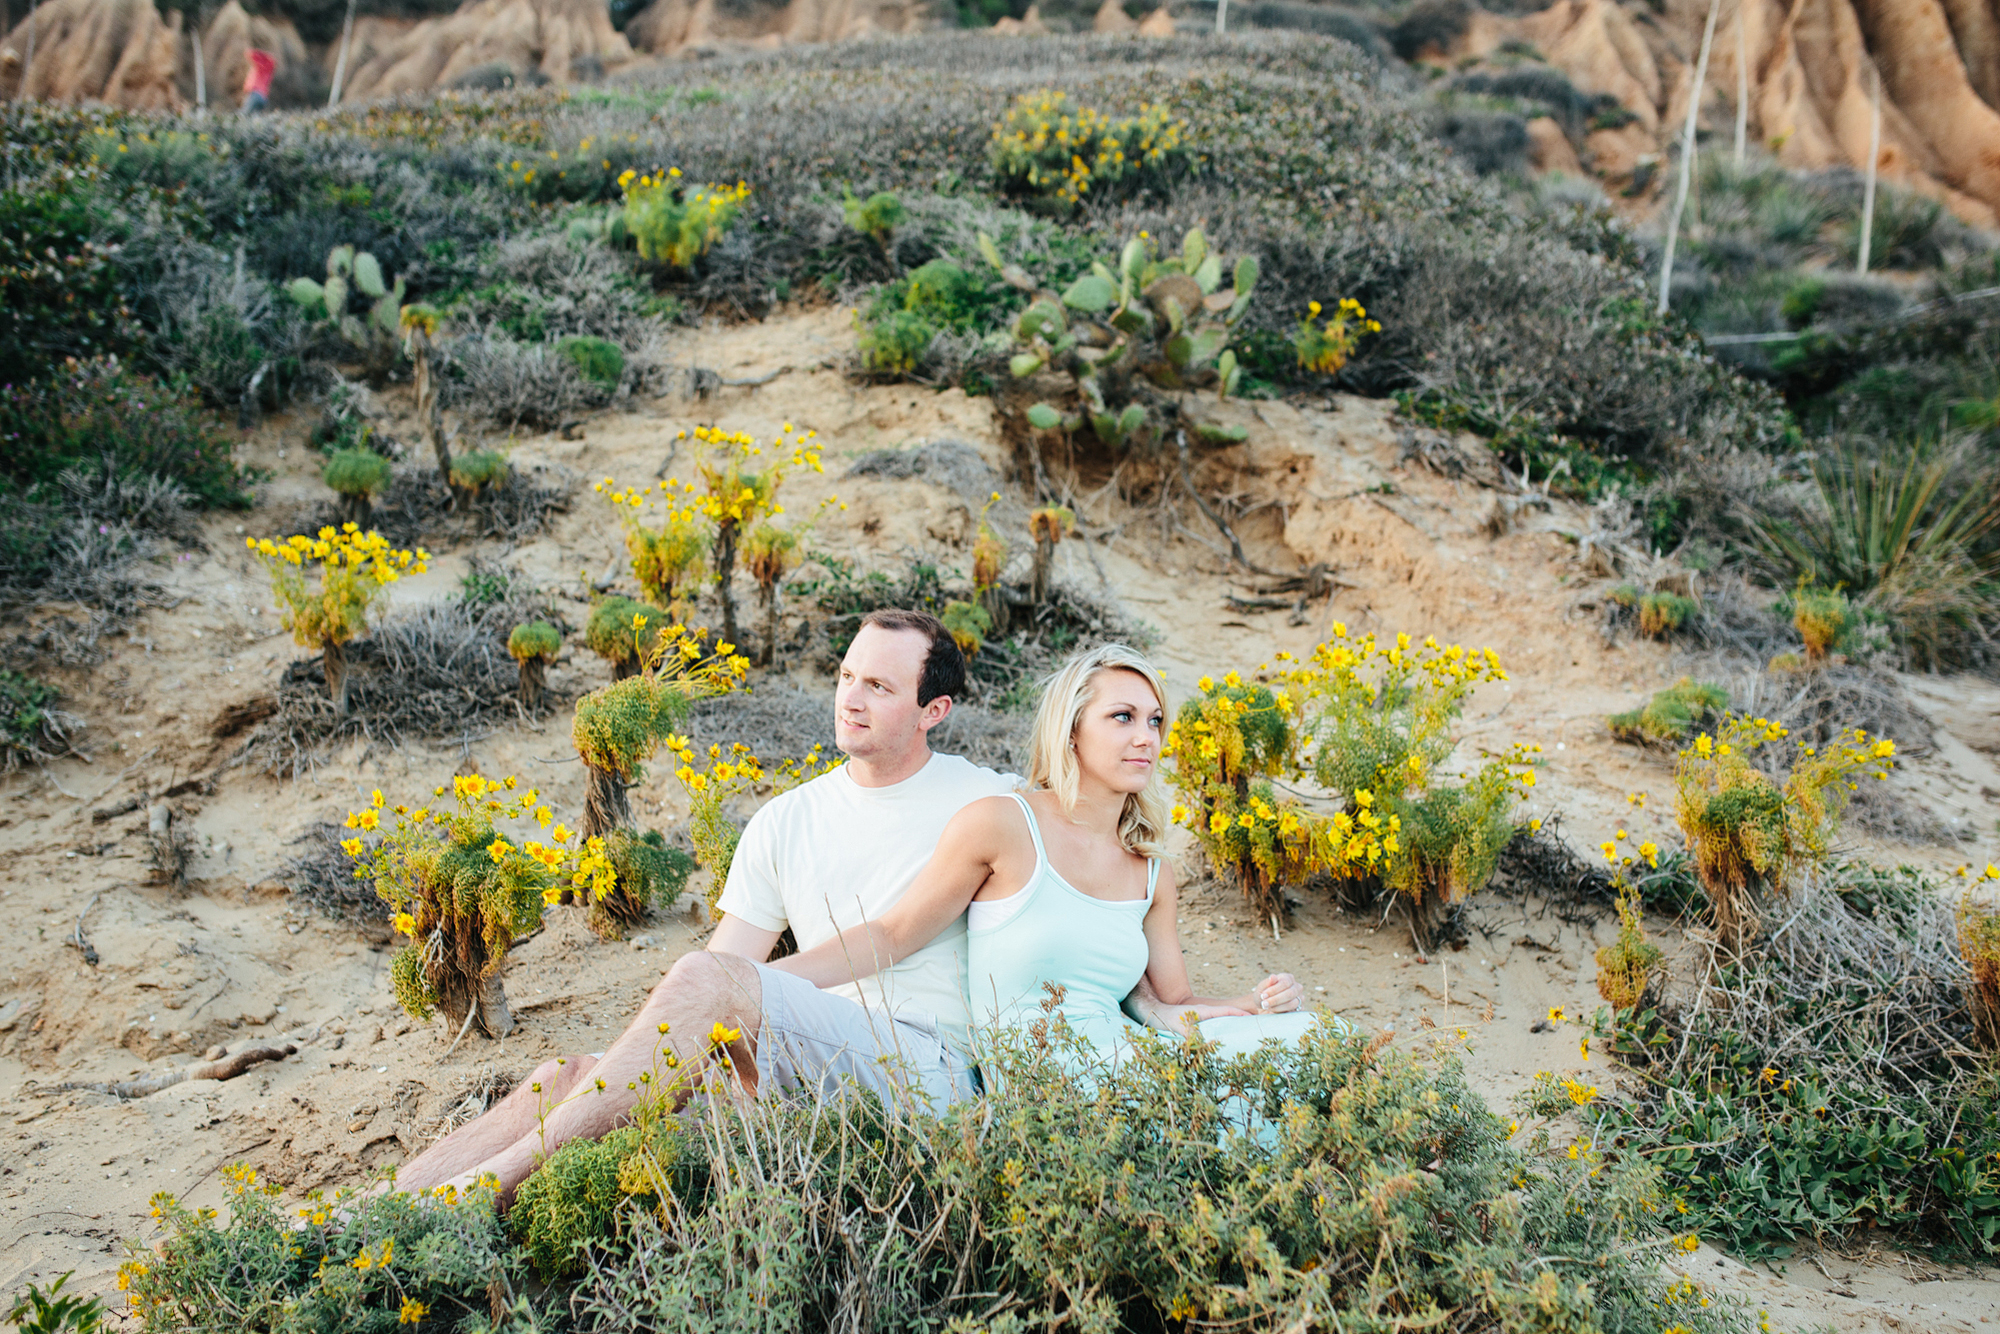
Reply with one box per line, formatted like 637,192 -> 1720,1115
751,963 -> 977,1112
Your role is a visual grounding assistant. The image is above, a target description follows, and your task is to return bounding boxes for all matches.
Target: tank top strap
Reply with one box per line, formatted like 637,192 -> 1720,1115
1006,790 -> 1050,870
1145,857 -> 1160,903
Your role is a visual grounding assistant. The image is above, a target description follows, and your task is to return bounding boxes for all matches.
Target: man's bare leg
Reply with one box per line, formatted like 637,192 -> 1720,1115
431,950 -> 768,1205
393,1052 -> 599,1194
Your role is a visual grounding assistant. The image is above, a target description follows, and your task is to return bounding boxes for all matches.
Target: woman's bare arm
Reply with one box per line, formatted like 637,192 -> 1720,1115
1129,861 -> 1303,1032
765,796 -> 1015,989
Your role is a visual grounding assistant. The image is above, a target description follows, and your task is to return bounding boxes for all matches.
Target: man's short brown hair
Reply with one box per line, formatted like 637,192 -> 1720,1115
858,609 -> 966,706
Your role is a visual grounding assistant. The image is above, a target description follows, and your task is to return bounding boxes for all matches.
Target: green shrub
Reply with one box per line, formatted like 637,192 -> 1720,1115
1397,389 -> 1645,505
0,357 -> 247,509
1598,863 -> 2000,1259
1167,631 -> 1527,943
584,596 -> 668,677
0,179 -> 136,387
1791,585 -> 1851,660
592,827 -> 697,933
840,187 -> 905,246
990,89 -> 1194,211
0,669 -> 73,771
507,621 -> 562,663
1637,591 -> 1697,637
569,1020 -> 1753,1333
460,564 -> 514,609
1609,677 -> 1728,746
511,1115 -> 685,1281
855,257 -> 1020,377
449,449 -> 512,494
856,309 -> 936,376
620,174 -> 749,270
117,1164 -> 524,1330
5,1271 -> 104,1333
322,447 -> 391,498
556,335 -> 625,388
1780,276 -> 1825,328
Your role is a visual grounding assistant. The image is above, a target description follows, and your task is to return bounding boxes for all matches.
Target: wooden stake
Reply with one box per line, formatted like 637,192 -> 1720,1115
191,3 -> 207,110
1216,0 -> 1228,32
327,0 -> 356,107
1658,0 -> 1721,315
1857,68 -> 1881,275
20,0 -> 37,100
1734,0 -> 1747,167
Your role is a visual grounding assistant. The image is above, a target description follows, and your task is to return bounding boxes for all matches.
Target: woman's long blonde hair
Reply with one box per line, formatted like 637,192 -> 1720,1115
1025,643 -> 1172,858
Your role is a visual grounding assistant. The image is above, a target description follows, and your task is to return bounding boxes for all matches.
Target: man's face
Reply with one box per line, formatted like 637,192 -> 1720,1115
834,625 -> 935,761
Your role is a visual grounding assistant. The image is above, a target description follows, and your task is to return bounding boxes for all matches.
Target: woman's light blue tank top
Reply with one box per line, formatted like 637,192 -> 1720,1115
964,792 -> 1156,1063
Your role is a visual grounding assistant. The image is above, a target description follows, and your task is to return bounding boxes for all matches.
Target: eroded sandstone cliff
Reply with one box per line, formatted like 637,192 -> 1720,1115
1448,0 -> 2000,223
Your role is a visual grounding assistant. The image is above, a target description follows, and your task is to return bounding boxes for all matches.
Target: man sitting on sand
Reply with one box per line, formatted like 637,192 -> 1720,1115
393,609 -> 1019,1204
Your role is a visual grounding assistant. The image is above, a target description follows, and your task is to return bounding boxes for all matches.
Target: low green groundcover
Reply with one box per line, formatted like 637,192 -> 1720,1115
119,1021 -> 1750,1333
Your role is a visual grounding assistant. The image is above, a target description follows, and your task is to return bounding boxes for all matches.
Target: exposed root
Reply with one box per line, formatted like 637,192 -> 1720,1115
34,1044 -> 297,1099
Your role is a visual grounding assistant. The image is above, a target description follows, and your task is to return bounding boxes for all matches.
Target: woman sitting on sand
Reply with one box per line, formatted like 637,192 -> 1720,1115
768,643 -> 1335,1070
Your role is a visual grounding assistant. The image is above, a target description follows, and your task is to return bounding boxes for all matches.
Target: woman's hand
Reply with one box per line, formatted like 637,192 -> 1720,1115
1248,973 -> 1305,1014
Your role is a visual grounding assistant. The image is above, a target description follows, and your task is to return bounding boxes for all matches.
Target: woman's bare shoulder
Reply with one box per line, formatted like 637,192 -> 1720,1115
953,792 -> 1027,831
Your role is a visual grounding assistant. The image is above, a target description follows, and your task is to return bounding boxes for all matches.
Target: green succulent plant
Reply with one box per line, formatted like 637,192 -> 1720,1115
990,226 -> 1255,452
285,244 -> 405,359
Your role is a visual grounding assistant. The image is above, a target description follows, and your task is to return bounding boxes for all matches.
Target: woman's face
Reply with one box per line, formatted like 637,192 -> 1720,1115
1071,668 -> 1164,796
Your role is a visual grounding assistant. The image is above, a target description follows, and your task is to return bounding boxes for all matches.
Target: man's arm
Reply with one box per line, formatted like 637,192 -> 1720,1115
707,914 -> 783,962
766,797 -> 1009,989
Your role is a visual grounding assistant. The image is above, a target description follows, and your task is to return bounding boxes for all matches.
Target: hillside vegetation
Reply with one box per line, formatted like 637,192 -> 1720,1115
1,30 -> 1997,1330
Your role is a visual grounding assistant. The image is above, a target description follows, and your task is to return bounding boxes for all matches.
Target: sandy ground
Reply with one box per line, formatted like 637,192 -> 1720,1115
2,307 -> 1997,1326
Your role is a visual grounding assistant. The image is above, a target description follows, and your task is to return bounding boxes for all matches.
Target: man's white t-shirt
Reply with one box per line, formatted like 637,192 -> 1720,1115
716,752 -> 1017,1056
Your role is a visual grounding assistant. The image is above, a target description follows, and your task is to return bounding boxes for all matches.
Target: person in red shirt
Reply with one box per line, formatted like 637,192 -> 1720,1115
242,49 -> 275,112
